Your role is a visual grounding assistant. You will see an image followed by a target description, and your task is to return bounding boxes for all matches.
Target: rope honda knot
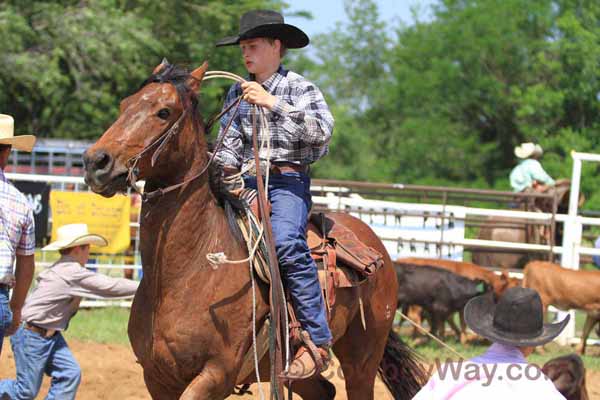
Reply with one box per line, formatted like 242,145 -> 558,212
206,252 -> 228,269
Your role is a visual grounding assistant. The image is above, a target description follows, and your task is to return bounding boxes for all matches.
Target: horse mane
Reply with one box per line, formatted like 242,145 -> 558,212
140,62 -> 245,243
140,63 -> 195,100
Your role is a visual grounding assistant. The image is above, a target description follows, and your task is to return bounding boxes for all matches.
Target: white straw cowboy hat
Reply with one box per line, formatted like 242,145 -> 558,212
0,114 -> 36,152
43,224 -> 108,251
514,142 -> 543,159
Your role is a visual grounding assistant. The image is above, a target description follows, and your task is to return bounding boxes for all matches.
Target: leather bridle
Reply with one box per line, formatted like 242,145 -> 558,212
124,90 -> 242,202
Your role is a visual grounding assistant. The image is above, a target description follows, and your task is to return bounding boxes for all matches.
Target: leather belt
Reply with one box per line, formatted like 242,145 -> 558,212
24,322 -> 57,338
270,162 -> 308,175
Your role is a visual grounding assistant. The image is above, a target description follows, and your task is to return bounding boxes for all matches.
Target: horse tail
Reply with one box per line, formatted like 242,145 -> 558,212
378,330 -> 427,399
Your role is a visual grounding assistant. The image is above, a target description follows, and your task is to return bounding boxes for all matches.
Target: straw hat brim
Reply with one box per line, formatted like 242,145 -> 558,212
464,294 -> 570,347
0,135 -> 36,152
42,234 -> 108,251
514,143 -> 543,159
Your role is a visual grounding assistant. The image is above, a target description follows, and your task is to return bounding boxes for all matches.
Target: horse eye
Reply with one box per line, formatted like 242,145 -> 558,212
157,108 -> 170,120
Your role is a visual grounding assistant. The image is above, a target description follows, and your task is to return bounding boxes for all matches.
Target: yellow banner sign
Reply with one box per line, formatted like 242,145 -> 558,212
50,191 -> 131,254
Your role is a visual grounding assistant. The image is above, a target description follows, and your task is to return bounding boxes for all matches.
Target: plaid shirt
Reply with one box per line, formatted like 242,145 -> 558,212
215,65 -> 334,170
0,169 -> 35,286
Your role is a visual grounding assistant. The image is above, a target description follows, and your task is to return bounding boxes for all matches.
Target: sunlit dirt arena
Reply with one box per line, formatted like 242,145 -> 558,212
0,339 -> 394,399
3,339 -> 600,399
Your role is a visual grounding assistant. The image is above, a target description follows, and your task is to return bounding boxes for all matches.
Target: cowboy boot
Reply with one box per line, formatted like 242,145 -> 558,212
280,344 -> 331,381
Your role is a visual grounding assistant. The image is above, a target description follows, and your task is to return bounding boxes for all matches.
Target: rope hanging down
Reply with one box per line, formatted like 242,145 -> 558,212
202,70 -> 287,400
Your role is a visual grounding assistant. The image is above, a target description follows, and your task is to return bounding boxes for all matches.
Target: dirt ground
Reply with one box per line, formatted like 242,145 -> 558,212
2,339 -> 600,399
0,339 -> 393,399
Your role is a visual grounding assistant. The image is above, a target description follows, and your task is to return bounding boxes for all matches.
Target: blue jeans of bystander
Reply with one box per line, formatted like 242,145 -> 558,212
0,286 -> 11,356
0,326 -> 81,400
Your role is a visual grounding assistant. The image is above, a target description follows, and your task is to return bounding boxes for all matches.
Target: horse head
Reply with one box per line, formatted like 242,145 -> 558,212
84,60 -> 209,197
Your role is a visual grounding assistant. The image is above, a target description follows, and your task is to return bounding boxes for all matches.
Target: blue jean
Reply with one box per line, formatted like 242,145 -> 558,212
0,327 -> 81,400
0,287 -> 11,356
244,172 -> 332,346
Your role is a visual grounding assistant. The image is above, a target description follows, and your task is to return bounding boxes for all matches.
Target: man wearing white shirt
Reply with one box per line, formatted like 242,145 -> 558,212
413,287 -> 568,399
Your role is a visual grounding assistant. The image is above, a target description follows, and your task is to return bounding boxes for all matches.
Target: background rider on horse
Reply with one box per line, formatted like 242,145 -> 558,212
509,142 -> 555,193
214,9 -> 335,381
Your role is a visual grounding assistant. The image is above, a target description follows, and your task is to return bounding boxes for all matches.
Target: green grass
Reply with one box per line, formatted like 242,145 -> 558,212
63,307 -> 131,346
60,307 -> 600,371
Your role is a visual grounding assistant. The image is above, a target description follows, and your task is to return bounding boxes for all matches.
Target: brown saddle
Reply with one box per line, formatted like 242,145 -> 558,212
241,188 -> 385,293
246,208 -> 384,312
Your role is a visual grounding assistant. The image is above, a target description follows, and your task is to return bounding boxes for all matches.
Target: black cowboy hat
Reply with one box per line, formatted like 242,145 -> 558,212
464,287 -> 570,347
216,10 -> 309,49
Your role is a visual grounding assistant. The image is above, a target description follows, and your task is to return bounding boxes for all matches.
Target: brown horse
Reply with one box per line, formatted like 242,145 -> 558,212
83,60 -> 424,399
473,181 -> 576,269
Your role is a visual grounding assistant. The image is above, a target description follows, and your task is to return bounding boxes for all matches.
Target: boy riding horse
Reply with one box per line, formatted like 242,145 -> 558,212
214,9 -> 334,380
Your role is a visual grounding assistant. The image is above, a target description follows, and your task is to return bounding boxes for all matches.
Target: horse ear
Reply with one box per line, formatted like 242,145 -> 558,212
153,58 -> 169,74
188,61 -> 209,91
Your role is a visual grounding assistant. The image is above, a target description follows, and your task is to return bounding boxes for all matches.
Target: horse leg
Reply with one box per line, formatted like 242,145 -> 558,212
239,352 -> 336,400
143,370 -> 181,400
333,311 -> 388,400
179,365 -> 228,400
287,375 -> 336,400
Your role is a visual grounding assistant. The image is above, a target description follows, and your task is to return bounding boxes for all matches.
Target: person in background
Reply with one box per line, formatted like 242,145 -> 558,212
413,287 -> 568,399
0,224 -> 139,400
0,114 -> 36,355
510,142 -> 555,193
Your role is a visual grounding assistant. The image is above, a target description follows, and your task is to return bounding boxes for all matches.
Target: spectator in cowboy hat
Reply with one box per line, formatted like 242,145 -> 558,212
510,142 -> 555,192
413,287 -> 568,399
0,223 -> 139,400
214,9 -> 334,380
0,114 -> 36,355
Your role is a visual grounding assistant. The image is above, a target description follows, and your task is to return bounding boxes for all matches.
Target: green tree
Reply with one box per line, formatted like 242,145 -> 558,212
306,0 -> 600,207
0,0 -> 283,139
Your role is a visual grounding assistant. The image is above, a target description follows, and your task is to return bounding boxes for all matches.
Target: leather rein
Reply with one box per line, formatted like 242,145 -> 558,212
125,91 -> 242,202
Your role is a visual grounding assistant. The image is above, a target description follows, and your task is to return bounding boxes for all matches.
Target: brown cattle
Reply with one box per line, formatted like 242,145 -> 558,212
398,257 -> 521,296
395,257 -> 521,343
523,261 -> 600,354
395,262 -> 490,341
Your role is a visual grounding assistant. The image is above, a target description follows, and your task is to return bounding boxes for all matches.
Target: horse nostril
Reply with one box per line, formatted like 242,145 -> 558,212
84,150 -> 113,174
95,151 -> 112,171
